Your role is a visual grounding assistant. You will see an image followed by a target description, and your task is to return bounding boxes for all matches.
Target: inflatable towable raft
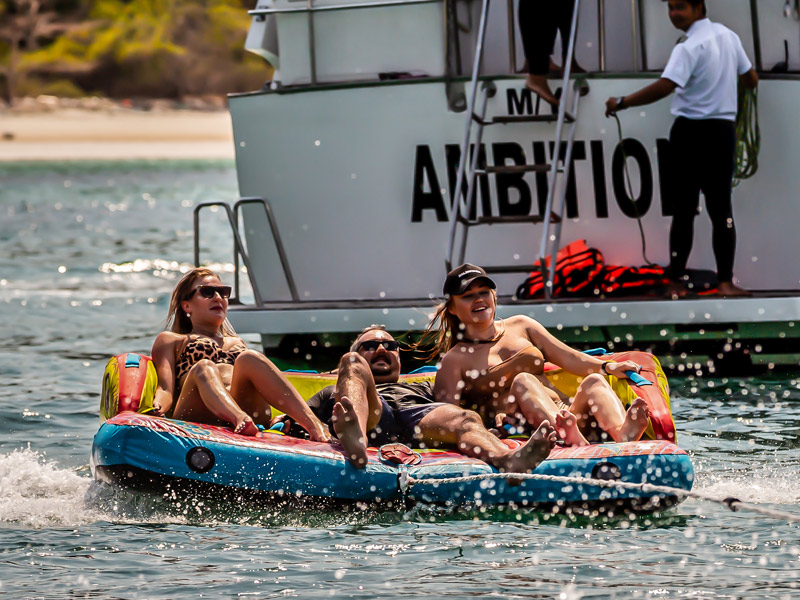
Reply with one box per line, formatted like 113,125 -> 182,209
91,351 -> 694,513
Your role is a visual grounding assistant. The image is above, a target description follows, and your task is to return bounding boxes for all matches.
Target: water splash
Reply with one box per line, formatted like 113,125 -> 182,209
696,461 -> 800,505
0,448 -> 97,529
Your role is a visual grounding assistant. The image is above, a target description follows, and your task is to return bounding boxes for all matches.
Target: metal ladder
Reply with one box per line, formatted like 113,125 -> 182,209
445,0 -> 587,298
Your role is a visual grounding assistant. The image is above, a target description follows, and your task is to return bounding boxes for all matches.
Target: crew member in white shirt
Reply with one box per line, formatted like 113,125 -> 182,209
605,0 -> 758,298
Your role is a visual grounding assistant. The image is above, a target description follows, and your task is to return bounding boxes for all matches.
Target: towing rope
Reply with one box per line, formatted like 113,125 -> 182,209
734,84 -> 760,186
612,113 -> 655,266
400,471 -> 800,523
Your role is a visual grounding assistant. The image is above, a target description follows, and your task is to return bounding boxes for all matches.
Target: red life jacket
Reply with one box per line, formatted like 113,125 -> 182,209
515,240 -> 604,299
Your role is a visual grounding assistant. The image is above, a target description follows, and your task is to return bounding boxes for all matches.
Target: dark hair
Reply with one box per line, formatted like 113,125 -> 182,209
350,324 -> 389,351
664,0 -> 706,17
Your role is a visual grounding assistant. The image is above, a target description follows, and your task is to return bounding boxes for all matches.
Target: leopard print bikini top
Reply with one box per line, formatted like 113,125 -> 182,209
174,336 -> 246,383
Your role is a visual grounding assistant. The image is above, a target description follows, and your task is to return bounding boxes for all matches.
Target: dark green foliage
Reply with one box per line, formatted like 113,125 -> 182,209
0,0 -> 270,100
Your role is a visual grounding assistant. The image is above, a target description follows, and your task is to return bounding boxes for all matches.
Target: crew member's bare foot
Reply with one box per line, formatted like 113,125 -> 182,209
524,74 -> 559,107
555,409 -> 590,446
497,421 -> 557,485
331,396 -> 368,469
619,398 -> 651,442
549,59 -> 586,76
717,281 -> 752,297
233,415 -> 258,436
666,280 -> 689,300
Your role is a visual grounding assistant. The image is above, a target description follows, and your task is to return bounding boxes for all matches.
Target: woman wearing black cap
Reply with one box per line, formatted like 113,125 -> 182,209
424,264 -> 650,446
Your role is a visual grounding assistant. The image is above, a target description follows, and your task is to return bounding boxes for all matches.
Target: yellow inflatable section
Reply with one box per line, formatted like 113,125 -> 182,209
100,353 -> 158,422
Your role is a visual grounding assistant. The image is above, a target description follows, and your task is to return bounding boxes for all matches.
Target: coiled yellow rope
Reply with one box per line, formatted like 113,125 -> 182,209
734,84 -> 760,186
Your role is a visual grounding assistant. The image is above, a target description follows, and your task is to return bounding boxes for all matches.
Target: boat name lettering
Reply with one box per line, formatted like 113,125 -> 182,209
411,138 -> 674,223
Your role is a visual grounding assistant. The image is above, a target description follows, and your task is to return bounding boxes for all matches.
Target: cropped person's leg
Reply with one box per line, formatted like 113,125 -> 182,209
174,359 -> 257,435
519,1 -> 559,106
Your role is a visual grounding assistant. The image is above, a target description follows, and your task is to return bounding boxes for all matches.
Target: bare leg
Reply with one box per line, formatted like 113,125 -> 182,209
502,373 -> 589,446
229,350 -> 330,442
331,396 -> 368,468
173,360 -> 257,436
570,374 -> 650,442
413,405 -> 555,476
334,352 -> 384,433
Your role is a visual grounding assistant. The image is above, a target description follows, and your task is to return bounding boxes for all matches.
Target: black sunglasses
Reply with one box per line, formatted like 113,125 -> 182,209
357,340 -> 400,352
185,285 -> 232,300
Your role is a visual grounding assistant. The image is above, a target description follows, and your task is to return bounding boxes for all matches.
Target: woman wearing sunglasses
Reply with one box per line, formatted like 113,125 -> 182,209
149,267 -> 330,440
427,264 -> 651,446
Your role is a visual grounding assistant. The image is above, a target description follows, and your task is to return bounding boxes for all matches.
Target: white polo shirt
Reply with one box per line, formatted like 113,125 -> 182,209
661,18 -> 752,121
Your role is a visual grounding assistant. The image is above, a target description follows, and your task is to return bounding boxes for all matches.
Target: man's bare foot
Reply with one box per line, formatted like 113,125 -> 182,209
717,281 -> 752,297
331,396 -> 368,469
524,74 -> 559,107
555,410 -> 590,446
619,398 -> 651,442
497,421 -> 557,484
233,415 -> 258,436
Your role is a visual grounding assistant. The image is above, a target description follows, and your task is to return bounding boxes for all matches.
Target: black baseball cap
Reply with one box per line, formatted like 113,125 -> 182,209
443,263 -> 496,296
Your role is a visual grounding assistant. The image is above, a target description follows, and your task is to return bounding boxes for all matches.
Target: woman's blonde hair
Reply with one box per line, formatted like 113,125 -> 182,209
166,267 -> 236,336
417,289 -> 498,361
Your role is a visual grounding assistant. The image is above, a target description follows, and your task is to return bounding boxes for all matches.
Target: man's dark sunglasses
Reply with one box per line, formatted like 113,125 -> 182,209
357,340 -> 400,352
185,285 -> 232,300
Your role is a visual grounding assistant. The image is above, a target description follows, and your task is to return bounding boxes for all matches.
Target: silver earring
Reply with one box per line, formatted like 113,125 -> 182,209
186,312 -> 191,318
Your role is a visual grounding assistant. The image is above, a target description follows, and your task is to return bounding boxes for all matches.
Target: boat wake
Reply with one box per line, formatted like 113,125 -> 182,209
0,448 -> 191,529
0,448 -> 98,529
695,462 -> 800,505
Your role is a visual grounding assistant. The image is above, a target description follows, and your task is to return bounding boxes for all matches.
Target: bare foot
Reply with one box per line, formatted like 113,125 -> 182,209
717,281 -> 752,297
496,420 -> 557,482
524,74 -> 559,107
233,415 -> 258,436
555,409 -> 590,446
549,59 -> 586,76
331,396 -> 368,469
619,398 -> 651,442
666,280 -> 689,300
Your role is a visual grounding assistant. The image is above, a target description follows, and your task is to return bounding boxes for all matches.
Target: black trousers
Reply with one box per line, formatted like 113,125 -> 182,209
518,1 -> 575,76
666,117 -> 738,283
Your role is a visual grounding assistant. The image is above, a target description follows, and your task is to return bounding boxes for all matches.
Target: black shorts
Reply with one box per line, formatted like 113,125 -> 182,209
318,397 -> 446,447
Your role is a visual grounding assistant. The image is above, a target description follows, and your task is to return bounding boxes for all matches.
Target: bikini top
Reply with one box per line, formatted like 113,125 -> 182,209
460,345 -> 545,399
174,336 -> 247,383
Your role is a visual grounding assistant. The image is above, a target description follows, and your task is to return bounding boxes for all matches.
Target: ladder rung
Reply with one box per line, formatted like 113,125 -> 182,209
490,112 -> 575,124
478,164 -> 554,175
458,212 -> 561,226
482,265 -> 540,274
477,215 -> 544,225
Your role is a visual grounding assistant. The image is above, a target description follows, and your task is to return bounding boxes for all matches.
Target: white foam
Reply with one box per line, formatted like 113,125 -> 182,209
695,463 -> 800,505
0,448 -> 99,529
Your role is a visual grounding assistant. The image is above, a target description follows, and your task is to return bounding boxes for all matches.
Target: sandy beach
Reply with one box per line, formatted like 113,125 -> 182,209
0,103 -> 235,161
